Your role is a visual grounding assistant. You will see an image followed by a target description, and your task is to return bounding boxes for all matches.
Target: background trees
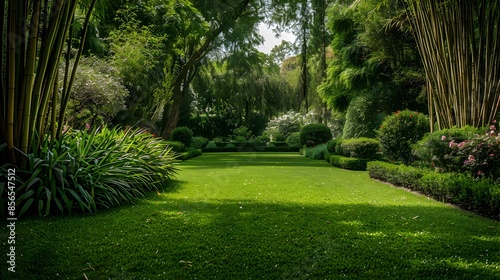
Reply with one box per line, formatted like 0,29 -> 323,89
318,0 -> 426,138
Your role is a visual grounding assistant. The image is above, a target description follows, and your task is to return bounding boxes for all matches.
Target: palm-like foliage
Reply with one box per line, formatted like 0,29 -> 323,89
406,0 -> 500,131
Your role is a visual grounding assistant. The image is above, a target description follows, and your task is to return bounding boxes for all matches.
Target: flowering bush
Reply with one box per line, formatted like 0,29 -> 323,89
413,126 -> 482,171
263,110 -> 320,140
377,110 -> 430,165
442,121 -> 500,179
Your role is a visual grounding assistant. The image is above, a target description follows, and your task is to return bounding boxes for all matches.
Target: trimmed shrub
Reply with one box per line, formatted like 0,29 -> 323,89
286,132 -> 302,147
171,126 -> 193,148
263,146 -> 301,152
340,138 -> 380,159
367,161 -> 500,218
191,136 -> 209,149
324,152 -> 332,162
300,123 -> 333,147
206,140 -> 217,149
330,155 -> 369,171
377,110 -> 429,165
367,161 -> 425,188
165,141 -> 185,152
181,149 -> 202,160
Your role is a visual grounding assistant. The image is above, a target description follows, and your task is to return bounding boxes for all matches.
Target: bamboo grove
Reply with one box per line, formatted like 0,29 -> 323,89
0,0 -> 97,166
406,0 -> 500,131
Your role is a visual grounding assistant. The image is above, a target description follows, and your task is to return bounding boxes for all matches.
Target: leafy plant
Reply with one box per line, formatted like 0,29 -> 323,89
368,161 -> 500,218
8,128 -> 178,217
377,110 -> 429,165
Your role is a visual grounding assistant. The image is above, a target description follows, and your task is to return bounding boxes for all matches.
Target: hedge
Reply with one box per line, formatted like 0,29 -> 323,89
367,161 -> 500,219
203,146 -> 301,153
180,149 -> 203,160
339,137 -> 380,159
330,155 -> 370,171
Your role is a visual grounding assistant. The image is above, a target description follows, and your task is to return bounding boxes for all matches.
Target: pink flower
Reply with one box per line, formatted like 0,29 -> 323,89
441,135 -> 447,141
468,155 -> 475,161
449,141 -> 457,148
457,141 -> 465,149
85,123 -> 91,130
490,125 -> 496,131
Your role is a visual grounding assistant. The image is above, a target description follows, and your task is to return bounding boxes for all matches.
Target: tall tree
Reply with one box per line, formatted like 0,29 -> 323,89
406,0 -> 500,131
160,0 -> 253,138
318,0 -> 425,138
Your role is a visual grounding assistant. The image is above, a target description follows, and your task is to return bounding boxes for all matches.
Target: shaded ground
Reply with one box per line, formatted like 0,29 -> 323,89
1,153 -> 499,279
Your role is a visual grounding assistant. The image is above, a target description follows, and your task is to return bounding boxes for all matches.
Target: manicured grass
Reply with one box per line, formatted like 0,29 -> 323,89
1,153 -> 499,279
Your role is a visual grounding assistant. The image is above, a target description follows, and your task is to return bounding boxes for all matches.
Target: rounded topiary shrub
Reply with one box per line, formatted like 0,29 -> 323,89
340,137 -> 380,159
300,123 -> 333,147
170,126 -> 193,148
377,110 -> 429,165
191,136 -> 209,149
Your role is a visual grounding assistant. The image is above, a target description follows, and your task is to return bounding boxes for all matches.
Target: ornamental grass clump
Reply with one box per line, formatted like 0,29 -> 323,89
3,127 -> 177,217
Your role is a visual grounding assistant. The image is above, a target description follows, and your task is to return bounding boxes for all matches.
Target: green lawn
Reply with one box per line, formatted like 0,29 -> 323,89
2,153 -> 499,279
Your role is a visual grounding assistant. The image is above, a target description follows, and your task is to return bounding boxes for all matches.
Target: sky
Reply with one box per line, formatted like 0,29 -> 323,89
257,22 -> 296,54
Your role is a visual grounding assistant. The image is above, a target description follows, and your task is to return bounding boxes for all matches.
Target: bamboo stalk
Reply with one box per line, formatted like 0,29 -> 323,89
20,0 -> 41,156
0,0 -> 7,139
6,0 -> 17,162
57,0 -> 97,138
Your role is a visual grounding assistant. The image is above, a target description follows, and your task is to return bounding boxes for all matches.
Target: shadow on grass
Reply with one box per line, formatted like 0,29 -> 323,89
10,193 -> 500,279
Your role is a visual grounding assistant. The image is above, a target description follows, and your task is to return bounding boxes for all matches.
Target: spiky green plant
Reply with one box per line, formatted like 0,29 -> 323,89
9,127 -> 177,217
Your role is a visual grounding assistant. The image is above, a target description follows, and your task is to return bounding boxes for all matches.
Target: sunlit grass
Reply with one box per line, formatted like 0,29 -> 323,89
1,152 -> 499,279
